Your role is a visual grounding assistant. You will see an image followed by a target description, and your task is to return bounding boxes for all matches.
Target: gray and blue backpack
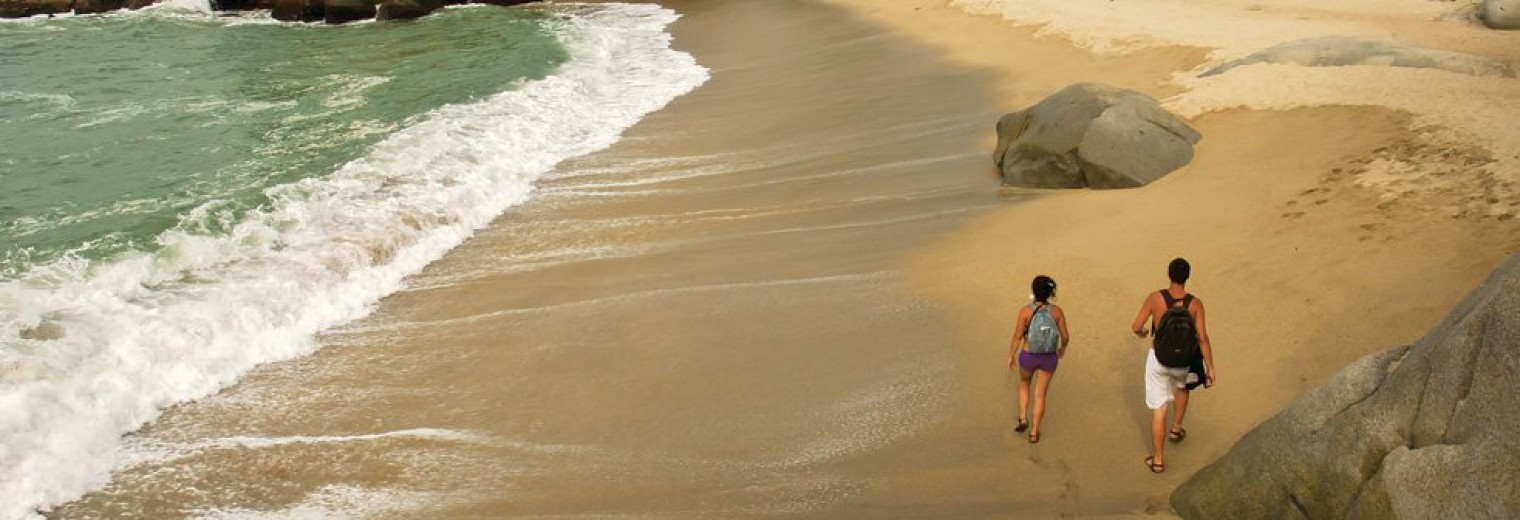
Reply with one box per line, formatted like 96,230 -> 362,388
1025,303 -> 1060,354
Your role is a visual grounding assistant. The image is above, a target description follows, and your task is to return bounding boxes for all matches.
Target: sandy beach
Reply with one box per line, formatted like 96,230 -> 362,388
43,0 -> 1520,518
830,0 -> 1520,516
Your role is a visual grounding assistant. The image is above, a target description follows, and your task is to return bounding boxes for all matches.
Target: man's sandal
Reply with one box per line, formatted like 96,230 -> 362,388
1168,427 -> 1187,442
1144,456 -> 1165,474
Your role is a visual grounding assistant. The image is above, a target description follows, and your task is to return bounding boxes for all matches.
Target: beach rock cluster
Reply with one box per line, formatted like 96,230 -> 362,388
1202,36 -> 1515,78
1171,253 -> 1520,519
0,0 -> 534,21
992,83 -> 1201,189
1481,0 -> 1520,29
264,0 -> 535,23
0,0 -> 152,17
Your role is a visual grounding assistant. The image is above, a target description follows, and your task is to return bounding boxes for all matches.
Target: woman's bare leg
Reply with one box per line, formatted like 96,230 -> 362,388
1017,367 -> 1034,426
1030,369 -> 1053,439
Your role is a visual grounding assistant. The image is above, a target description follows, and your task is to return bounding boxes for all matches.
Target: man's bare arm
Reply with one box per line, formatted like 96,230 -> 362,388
1192,298 -> 1216,387
1131,293 -> 1157,338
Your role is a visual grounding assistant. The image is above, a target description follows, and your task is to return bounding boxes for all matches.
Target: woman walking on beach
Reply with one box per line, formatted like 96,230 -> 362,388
1008,275 -> 1069,443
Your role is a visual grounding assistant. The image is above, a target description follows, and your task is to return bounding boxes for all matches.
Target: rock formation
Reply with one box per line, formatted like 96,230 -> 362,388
0,0 -> 536,22
320,0 -> 372,23
270,0 -> 320,21
992,83 -> 1201,189
0,0 -> 72,17
1482,0 -> 1520,29
1171,253 -> 1520,518
375,0 -> 442,21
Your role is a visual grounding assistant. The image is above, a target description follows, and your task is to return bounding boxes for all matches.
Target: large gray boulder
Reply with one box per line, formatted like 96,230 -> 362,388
992,83 -> 1201,189
1171,253 -> 1520,519
1482,0 -> 1520,29
1203,37 -> 1515,77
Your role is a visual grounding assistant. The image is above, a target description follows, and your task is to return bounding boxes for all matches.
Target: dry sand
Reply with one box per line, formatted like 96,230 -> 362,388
817,0 -> 1520,515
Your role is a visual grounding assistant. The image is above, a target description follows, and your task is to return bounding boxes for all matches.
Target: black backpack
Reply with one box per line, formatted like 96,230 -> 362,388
1153,291 -> 1198,368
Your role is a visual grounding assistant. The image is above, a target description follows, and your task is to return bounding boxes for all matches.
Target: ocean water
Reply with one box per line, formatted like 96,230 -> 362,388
0,3 -> 708,517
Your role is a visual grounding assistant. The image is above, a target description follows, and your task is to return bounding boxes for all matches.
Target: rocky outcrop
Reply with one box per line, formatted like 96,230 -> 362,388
0,0 -> 76,17
321,0 -> 372,23
992,83 -> 1201,189
375,0 -> 442,21
71,0 -> 122,14
0,0 -> 152,16
1,0 -> 534,21
1482,0 -> 1520,29
270,0 -> 321,21
1171,253 -> 1520,519
1202,37 -> 1515,78
210,0 -> 274,9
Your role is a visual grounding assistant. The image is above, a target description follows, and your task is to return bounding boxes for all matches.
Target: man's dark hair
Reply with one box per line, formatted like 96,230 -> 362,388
1168,258 -> 1191,284
1032,275 -> 1057,303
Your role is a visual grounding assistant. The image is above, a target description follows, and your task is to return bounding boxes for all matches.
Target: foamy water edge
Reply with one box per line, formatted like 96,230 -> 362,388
0,4 -> 709,518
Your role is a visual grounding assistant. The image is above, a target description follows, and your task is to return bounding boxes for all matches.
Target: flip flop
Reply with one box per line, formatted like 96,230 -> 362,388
1014,419 -> 1029,433
1168,427 -> 1187,443
1144,456 -> 1165,474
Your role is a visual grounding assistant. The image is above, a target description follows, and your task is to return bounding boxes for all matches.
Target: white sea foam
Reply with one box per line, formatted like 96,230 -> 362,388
140,0 -> 211,14
193,485 -> 450,520
119,428 -> 499,468
0,4 -> 708,518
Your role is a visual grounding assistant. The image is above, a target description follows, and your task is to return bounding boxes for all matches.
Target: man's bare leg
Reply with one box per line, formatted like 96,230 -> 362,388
1149,404 -> 1168,470
1171,388 -> 1190,439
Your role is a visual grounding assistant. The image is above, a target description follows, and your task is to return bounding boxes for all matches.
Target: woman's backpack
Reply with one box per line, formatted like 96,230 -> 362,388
1026,303 -> 1060,354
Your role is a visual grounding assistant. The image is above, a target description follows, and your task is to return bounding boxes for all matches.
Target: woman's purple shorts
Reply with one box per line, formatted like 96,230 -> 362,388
1018,350 -> 1060,373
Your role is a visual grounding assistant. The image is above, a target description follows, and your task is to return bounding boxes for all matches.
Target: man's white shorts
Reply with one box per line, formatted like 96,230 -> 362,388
1145,348 -> 1189,409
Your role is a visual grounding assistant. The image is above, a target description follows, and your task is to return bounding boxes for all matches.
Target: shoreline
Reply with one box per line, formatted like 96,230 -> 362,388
38,0 -> 1520,517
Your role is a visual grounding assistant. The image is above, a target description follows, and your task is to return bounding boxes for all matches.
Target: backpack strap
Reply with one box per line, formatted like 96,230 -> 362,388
1159,290 -> 1191,310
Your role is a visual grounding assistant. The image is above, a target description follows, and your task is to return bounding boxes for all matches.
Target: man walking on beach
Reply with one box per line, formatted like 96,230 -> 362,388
1130,258 -> 1215,473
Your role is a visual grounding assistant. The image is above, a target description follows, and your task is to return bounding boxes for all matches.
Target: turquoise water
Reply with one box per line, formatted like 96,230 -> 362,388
0,4 -> 708,517
0,8 -> 567,276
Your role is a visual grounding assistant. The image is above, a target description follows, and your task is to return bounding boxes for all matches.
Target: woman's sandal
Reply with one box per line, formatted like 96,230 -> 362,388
1028,432 -> 1040,444
1144,456 -> 1165,473
1168,427 -> 1187,443
1014,419 -> 1029,433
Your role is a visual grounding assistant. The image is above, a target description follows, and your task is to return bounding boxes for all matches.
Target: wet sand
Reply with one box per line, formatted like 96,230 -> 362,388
56,1 -> 1022,517
52,0 -> 1520,518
